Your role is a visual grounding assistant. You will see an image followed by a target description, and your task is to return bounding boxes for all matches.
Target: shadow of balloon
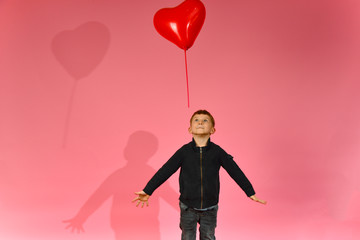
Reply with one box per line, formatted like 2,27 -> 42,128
51,21 -> 111,148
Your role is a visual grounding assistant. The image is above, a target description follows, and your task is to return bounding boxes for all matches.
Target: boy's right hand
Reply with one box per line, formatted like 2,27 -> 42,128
132,191 -> 150,207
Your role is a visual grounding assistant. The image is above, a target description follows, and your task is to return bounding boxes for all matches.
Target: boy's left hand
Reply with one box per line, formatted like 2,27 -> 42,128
250,195 -> 267,205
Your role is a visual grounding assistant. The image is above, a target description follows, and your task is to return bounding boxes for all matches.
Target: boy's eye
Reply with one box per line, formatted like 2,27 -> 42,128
204,119 -> 208,122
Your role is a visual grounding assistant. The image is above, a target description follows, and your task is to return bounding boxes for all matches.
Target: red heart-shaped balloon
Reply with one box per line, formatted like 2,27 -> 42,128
154,0 -> 206,50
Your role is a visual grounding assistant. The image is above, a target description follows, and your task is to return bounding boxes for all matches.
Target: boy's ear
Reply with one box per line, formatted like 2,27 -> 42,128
210,127 -> 216,134
188,126 -> 192,134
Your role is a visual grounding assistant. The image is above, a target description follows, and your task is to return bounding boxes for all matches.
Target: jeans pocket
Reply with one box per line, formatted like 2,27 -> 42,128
180,201 -> 189,211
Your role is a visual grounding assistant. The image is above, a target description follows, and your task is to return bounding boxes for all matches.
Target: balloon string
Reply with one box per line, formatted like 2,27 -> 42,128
184,50 -> 190,108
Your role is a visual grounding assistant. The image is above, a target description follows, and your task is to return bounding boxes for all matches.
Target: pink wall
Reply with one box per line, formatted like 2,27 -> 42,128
1,0 -> 360,239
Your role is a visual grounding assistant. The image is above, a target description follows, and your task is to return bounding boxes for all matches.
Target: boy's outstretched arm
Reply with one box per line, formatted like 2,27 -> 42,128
132,191 -> 150,207
250,195 -> 267,205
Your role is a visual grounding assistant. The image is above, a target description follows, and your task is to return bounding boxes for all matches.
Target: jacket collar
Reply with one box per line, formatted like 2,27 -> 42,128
190,138 -> 212,151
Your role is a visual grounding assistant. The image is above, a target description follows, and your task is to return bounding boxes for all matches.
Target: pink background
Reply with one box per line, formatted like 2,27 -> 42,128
1,0 -> 360,239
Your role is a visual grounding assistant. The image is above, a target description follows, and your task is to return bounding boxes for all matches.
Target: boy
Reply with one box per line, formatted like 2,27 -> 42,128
133,110 -> 266,240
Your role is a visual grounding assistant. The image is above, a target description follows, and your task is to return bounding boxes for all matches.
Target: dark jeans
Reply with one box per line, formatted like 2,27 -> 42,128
179,201 -> 218,240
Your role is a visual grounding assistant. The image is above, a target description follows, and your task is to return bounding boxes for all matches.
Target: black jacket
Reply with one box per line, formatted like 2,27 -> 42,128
143,139 -> 255,209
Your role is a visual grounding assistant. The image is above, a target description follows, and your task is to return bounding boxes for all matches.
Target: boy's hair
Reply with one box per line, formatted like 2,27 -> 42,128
190,110 -> 215,127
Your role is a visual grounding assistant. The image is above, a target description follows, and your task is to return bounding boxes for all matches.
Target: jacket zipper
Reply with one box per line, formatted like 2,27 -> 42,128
200,147 -> 203,209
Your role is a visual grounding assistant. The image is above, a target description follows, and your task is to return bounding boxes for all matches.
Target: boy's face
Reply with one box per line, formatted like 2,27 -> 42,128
188,114 -> 215,136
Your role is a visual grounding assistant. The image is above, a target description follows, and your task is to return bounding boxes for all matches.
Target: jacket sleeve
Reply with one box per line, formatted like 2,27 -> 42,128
220,154 -> 256,197
143,148 -> 183,195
